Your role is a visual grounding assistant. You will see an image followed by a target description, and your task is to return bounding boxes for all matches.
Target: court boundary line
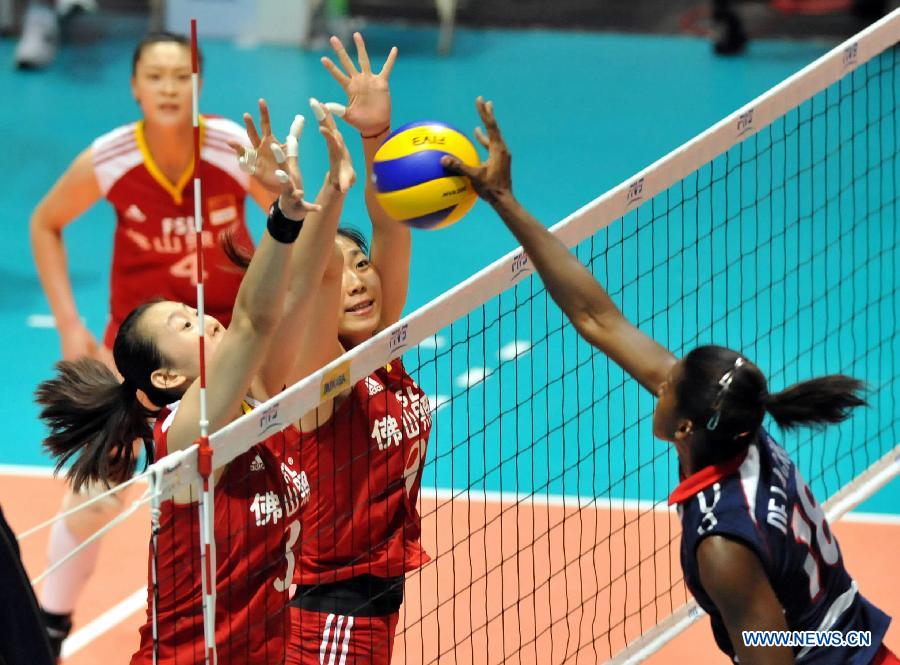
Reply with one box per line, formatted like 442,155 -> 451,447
60,588 -> 145,659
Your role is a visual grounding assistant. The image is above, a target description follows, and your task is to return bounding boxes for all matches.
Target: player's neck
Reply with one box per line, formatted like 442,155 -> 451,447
674,441 -> 696,477
143,121 -> 194,182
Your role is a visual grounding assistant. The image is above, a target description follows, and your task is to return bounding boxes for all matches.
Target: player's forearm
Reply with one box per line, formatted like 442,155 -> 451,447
30,219 -> 81,329
489,191 -> 624,331
231,205 -> 303,335
286,176 -> 346,303
360,132 -> 411,324
260,181 -> 346,394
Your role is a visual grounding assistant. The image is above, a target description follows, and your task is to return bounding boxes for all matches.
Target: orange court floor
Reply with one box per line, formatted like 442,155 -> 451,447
2,470 -> 897,664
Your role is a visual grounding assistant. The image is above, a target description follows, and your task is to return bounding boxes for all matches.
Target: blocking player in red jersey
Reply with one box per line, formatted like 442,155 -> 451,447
285,34 -> 428,665
28,32 -> 273,656
36,100 -> 356,664
443,97 -> 897,665
220,36 -> 424,664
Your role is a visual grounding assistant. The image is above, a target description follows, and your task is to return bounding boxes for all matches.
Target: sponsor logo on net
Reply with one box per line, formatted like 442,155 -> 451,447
511,251 -> 530,280
737,109 -> 754,136
390,323 -> 409,354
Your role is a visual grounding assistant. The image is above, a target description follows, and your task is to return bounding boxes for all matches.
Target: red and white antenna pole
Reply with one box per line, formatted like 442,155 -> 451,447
190,19 -> 217,665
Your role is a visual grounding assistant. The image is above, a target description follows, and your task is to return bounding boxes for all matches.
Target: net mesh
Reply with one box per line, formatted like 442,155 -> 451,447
131,17 -> 900,665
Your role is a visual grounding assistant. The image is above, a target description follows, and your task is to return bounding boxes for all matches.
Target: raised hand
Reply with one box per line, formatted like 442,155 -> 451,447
310,98 -> 356,193
441,97 -> 512,204
269,113 -> 321,220
320,32 -> 398,137
228,99 -> 289,194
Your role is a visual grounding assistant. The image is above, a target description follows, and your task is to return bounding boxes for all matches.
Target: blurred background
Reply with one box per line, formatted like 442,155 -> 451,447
2,0 -> 896,68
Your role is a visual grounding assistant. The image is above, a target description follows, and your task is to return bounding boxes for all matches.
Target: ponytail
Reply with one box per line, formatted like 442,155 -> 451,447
36,358 -> 156,491
676,345 -> 868,469
764,375 -> 867,430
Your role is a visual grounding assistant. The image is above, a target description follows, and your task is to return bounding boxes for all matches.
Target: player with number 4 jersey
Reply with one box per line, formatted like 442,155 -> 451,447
94,112 -> 257,349
28,33 -> 274,659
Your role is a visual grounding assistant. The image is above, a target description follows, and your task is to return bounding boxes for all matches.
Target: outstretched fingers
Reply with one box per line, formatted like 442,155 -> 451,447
242,112 -> 261,147
379,46 -> 399,78
476,96 -> 504,144
353,32 -> 371,73
321,56 -> 350,88
258,98 -> 272,139
441,155 -> 477,179
330,35 -> 358,77
474,126 -> 490,149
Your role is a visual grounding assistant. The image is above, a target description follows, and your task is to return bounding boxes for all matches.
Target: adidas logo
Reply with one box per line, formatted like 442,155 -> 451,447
365,376 -> 383,396
125,204 -> 146,222
250,455 -> 264,472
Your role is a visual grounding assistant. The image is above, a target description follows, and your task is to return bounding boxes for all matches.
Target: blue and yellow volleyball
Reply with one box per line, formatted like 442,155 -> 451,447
372,121 -> 481,230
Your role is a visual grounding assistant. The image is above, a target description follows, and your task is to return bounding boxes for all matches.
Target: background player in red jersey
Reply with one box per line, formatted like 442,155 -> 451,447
36,99 -> 356,664
443,97 -> 898,665
28,32 -> 273,655
277,34 -> 430,665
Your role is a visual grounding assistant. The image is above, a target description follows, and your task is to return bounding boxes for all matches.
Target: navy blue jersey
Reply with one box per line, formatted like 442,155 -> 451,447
671,429 -> 890,664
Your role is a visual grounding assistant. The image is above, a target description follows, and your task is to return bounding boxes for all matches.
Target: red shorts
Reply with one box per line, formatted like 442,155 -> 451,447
874,645 -> 900,665
285,606 -> 399,665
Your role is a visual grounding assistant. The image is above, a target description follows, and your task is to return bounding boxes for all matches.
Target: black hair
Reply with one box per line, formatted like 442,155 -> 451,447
36,302 -> 185,490
132,31 -> 201,75
222,226 -> 370,270
675,345 -> 867,468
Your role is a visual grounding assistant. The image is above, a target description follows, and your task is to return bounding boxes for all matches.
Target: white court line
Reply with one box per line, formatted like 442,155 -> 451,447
0,464 -> 56,478
60,588 -> 146,658
26,314 -> 57,329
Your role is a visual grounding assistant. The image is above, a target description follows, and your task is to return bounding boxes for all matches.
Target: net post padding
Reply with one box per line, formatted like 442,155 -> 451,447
151,8 -> 900,502
607,445 -> 900,664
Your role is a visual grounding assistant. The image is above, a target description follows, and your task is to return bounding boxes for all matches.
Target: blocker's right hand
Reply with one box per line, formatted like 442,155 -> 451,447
440,97 -> 513,206
60,322 -> 99,361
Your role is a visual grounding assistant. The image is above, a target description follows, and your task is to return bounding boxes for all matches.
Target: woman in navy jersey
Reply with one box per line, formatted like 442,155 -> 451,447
36,101 -> 356,664
441,97 -> 897,665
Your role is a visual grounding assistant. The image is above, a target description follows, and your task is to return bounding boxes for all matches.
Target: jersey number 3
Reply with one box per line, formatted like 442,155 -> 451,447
274,520 -> 301,593
791,468 -> 839,600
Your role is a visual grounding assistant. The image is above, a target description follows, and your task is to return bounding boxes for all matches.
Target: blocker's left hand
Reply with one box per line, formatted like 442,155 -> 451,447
320,32 -> 398,137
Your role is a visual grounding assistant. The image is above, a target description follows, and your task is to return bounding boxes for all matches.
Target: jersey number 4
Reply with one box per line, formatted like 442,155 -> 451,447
170,253 -> 208,285
791,468 -> 839,600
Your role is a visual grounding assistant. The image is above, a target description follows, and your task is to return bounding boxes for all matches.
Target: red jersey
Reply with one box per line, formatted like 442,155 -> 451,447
131,401 -> 309,665
294,360 -> 432,585
91,116 -> 257,348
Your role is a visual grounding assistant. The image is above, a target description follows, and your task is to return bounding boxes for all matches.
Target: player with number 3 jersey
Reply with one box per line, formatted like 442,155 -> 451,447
38,97 -> 356,664
28,32 -> 274,658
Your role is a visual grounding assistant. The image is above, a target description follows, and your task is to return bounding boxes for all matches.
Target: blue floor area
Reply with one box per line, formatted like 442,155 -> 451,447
1,25 -> 896,512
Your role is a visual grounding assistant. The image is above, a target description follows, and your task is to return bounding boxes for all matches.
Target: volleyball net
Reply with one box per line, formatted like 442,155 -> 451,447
24,8 -> 900,663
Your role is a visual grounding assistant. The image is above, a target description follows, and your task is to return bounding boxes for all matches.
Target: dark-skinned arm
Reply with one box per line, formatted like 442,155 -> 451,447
441,98 -> 675,395
697,536 -> 795,665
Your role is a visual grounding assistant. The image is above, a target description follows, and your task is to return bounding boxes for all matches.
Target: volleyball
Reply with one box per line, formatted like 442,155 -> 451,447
372,121 -> 481,230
